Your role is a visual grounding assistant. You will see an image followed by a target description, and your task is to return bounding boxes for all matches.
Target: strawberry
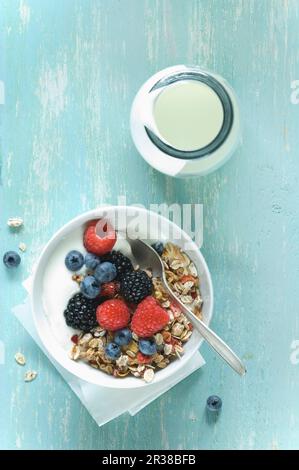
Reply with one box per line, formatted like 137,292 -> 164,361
131,296 -> 169,338
101,281 -> 119,298
83,219 -> 117,256
96,299 -> 130,331
137,352 -> 153,364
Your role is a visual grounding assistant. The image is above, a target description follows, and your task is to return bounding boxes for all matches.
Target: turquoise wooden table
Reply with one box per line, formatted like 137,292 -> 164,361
1,0 -> 299,450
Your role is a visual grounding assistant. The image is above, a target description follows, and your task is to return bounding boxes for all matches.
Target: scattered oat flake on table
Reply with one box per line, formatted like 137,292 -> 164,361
7,217 -> 23,228
24,370 -> 37,382
14,352 -> 26,366
18,242 -> 27,252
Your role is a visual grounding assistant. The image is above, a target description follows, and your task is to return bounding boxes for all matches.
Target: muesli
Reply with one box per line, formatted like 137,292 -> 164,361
63,220 -> 203,383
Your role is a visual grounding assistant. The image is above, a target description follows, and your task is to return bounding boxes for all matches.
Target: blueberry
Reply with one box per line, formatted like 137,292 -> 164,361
80,275 -> 100,299
65,250 -> 84,271
105,342 -> 121,360
206,395 -> 222,412
3,251 -> 21,268
151,241 -> 164,256
114,328 -> 132,346
85,253 -> 100,270
94,261 -> 117,283
139,338 -> 157,356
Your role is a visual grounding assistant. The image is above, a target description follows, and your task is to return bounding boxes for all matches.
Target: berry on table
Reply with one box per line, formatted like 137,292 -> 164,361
94,261 -> 117,283
120,270 -> 153,303
65,250 -> 84,271
114,328 -> 132,346
63,292 -> 99,331
131,296 -> 169,338
80,275 -> 100,299
206,395 -> 222,412
83,220 -> 116,256
105,342 -> 121,360
151,241 -> 164,256
96,299 -> 130,331
3,251 -> 21,268
139,338 -> 157,356
100,281 -> 119,298
103,251 -> 133,279
85,252 -> 100,270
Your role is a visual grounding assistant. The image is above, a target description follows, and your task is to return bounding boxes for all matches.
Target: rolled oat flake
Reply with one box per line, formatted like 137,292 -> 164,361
144,368 -> 155,383
24,370 -> 38,382
15,352 -> 26,366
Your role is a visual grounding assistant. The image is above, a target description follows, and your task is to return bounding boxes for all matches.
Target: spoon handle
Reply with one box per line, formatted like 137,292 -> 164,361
162,276 -> 246,376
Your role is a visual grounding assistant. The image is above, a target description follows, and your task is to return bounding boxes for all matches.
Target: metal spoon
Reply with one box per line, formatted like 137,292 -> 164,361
125,236 -> 246,376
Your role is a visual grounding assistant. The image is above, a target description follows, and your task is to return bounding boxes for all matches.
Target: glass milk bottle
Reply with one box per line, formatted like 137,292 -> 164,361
130,65 -> 240,177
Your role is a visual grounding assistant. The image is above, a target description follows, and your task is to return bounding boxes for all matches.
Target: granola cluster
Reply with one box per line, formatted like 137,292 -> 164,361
155,242 -> 203,319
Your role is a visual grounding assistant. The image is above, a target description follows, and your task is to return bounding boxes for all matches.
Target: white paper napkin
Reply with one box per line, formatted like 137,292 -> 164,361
12,278 -> 205,427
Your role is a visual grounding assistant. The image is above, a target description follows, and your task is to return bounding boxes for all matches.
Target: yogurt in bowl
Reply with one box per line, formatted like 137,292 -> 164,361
31,207 -> 213,389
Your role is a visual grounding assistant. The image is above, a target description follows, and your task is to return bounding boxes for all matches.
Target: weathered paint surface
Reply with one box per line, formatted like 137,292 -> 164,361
1,0 -> 299,450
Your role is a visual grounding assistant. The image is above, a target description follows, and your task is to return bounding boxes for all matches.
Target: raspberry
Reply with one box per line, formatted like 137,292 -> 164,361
83,219 -> 117,256
100,281 -> 119,298
131,296 -> 169,338
96,299 -> 130,331
137,352 -> 153,364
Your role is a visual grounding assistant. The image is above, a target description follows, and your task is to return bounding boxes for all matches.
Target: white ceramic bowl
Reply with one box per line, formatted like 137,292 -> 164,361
31,207 -> 213,389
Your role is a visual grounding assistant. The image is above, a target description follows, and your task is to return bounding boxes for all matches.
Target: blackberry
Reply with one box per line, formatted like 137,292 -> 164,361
103,251 -> 133,279
63,292 -> 99,331
120,270 -> 153,303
